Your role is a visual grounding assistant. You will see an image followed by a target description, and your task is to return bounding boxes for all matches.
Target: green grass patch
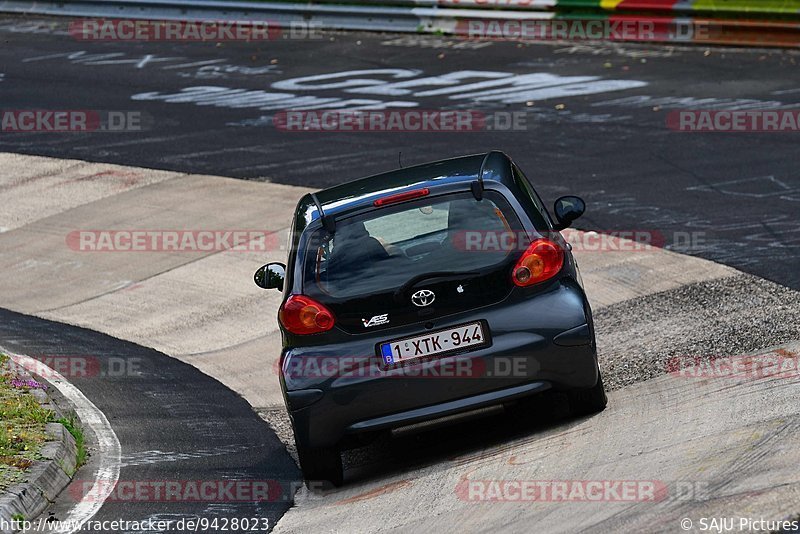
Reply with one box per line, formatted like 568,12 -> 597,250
0,353 -> 55,490
56,415 -> 87,469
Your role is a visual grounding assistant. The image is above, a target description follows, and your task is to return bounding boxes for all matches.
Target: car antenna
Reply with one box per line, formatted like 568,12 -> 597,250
398,151 -> 403,168
310,193 -> 335,233
472,152 -> 490,201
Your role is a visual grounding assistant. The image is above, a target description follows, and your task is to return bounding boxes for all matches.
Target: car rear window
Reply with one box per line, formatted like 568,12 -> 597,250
304,191 -> 524,299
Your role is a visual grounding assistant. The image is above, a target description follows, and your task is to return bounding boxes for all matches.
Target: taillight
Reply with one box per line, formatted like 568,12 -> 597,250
374,188 -> 429,207
512,238 -> 564,287
279,295 -> 335,335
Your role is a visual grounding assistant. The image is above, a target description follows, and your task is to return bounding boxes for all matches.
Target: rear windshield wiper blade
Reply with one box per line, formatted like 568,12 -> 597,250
394,271 -> 479,302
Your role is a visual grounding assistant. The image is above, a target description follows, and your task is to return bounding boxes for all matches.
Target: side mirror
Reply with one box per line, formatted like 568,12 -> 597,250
553,195 -> 586,231
254,263 -> 286,291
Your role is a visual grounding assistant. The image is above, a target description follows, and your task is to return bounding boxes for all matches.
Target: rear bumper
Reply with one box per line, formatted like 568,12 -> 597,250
281,280 -> 599,448
345,380 -> 550,434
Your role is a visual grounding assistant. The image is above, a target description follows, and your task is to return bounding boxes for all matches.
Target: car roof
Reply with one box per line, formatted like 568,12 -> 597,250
299,151 -> 517,225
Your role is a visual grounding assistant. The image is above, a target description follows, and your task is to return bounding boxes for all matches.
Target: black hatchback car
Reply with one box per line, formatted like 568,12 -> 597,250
255,151 -> 606,485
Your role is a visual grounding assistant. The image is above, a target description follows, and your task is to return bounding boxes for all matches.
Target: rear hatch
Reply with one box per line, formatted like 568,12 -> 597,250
301,190 -> 531,334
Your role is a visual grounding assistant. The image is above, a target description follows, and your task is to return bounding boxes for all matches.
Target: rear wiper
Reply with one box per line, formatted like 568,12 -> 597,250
393,271 -> 479,302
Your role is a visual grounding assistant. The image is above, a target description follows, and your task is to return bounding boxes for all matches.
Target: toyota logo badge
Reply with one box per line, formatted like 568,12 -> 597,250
411,289 -> 436,307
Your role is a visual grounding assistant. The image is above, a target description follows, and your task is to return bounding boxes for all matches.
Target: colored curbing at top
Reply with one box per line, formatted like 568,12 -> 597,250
442,0 -> 800,16
436,0 -> 800,46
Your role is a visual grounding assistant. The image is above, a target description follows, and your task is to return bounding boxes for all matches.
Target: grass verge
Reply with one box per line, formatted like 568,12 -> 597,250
0,353 -> 55,490
56,415 -> 87,470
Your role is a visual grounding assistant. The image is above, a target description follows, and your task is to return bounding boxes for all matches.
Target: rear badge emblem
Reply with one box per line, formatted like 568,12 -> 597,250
456,285 -> 464,294
363,314 -> 389,328
411,289 -> 436,307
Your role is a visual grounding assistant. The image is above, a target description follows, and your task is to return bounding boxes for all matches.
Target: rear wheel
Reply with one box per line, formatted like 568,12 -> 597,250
568,371 -> 607,416
297,445 -> 344,487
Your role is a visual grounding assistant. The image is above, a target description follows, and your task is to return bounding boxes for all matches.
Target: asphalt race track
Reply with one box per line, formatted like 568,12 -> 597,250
1,149 -> 799,534
0,308 -> 300,531
0,16 -> 798,290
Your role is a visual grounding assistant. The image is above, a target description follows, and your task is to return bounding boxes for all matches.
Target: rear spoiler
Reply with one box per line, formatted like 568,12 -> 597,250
473,150 -> 507,201
310,192 -> 336,233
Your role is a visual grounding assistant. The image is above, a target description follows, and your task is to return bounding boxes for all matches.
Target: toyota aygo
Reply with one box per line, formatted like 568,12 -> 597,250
255,151 -> 606,485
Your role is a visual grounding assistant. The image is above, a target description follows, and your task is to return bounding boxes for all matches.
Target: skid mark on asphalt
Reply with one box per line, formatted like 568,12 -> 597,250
0,160 -> 86,192
335,480 -> 413,505
686,175 -> 799,199
120,445 -> 259,467
54,169 -> 144,189
447,422 -> 590,468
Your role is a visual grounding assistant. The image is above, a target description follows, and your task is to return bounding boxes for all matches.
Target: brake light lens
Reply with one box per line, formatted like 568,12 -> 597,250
279,295 -> 335,335
512,238 -> 564,287
374,188 -> 429,207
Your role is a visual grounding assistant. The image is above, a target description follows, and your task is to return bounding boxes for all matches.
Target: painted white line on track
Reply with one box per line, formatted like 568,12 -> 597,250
3,347 -> 122,534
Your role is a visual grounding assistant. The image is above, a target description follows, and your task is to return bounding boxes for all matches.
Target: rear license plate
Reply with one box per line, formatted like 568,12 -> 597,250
379,322 -> 487,366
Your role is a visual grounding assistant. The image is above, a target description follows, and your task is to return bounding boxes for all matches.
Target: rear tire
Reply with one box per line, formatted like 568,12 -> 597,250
297,445 -> 344,488
568,370 -> 607,416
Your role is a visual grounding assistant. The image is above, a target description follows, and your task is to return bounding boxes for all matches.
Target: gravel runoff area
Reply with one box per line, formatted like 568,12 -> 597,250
596,273 -> 800,391
259,272 -> 800,458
